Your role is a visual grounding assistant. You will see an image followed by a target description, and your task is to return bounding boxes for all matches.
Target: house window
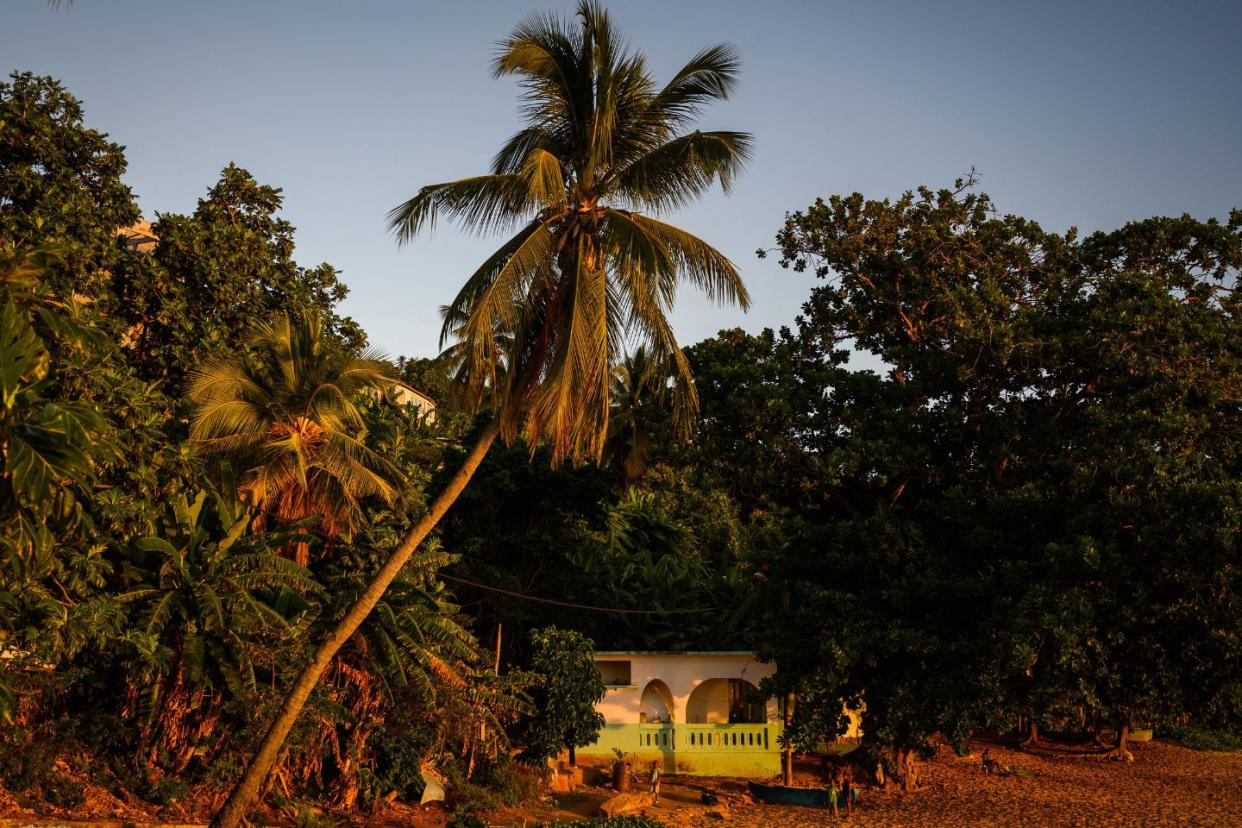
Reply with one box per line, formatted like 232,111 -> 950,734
728,679 -> 766,723
596,660 -> 631,686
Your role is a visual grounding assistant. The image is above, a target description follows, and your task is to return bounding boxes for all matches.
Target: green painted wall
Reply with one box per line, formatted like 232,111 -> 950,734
577,723 -> 782,778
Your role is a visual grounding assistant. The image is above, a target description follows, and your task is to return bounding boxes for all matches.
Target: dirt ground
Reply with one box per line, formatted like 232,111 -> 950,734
3,739 -> 1241,827
491,738 -> 1242,828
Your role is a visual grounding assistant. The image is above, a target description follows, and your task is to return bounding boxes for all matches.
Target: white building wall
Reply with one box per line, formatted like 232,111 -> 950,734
594,652 -> 777,725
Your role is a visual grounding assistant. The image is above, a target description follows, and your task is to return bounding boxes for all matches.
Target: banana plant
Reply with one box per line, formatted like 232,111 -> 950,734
117,487 -> 322,772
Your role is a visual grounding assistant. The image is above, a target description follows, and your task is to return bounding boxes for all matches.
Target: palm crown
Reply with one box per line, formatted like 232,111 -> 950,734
188,312 -> 404,563
389,0 -> 752,464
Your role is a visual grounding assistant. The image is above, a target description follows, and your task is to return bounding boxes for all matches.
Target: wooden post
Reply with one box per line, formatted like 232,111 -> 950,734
782,691 -> 794,785
781,590 -> 793,785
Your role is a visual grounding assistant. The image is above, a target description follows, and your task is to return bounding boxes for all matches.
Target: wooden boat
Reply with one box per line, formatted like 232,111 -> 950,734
747,779 -> 829,807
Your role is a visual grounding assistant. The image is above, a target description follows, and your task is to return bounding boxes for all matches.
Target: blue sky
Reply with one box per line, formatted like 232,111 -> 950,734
4,0 -> 1240,360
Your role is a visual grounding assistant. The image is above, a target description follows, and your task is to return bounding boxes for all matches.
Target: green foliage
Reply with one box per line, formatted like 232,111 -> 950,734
439,441 -> 756,655
752,179 -> 1242,753
113,164 -> 365,391
0,72 -> 139,300
115,487 -> 320,770
604,345 -> 679,483
0,733 -> 86,809
1168,725 -> 1242,752
0,246 -> 122,721
446,815 -> 488,828
535,818 -> 666,828
521,627 -> 606,762
188,311 -> 404,561
292,806 -> 339,828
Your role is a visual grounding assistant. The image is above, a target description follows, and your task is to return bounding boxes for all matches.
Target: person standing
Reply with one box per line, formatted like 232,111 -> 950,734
827,771 -> 840,819
648,760 -> 661,804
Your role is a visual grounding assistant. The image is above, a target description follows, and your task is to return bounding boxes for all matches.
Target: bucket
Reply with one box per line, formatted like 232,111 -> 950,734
612,760 -> 632,792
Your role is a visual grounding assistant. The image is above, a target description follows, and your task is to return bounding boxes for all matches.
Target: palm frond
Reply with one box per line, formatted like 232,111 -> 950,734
396,3 -> 751,465
387,175 -> 530,243
649,44 -> 742,129
625,213 -> 750,309
611,130 -> 753,211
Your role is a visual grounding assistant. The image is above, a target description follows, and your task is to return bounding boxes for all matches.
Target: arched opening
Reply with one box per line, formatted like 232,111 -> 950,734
639,679 -> 674,724
686,678 -> 766,724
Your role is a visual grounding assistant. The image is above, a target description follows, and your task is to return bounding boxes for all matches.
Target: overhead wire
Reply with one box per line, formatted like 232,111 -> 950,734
439,573 -> 721,615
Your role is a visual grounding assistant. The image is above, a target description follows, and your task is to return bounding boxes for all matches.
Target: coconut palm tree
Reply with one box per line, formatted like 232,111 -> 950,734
604,345 -> 674,483
188,311 -> 403,565
391,3 -> 751,461
213,4 -> 750,824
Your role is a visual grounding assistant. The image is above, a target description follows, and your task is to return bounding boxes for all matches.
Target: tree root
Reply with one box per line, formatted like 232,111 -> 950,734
1098,746 -> 1134,762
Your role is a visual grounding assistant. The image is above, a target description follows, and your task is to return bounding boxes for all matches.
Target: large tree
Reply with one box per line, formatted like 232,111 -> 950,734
755,181 -> 1241,779
0,72 -> 138,300
212,4 -> 751,824
114,164 -> 366,392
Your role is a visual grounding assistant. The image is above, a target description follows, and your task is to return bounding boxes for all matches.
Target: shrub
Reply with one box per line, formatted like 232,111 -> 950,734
1168,725 -> 1242,751
145,775 -> 191,806
535,818 -> 666,828
448,781 -> 503,819
44,774 -> 87,809
446,816 -> 488,828
474,759 -> 543,807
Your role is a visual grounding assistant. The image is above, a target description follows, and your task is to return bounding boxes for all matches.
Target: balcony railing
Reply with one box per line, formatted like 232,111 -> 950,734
638,723 -> 674,749
680,723 -> 773,752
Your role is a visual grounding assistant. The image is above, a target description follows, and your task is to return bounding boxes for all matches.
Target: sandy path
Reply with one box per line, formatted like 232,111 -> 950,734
698,740 -> 1242,828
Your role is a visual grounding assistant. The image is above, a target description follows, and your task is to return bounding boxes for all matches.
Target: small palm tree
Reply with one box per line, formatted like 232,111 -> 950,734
188,312 -> 403,564
604,345 -> 674,483
214,5 -> 750,823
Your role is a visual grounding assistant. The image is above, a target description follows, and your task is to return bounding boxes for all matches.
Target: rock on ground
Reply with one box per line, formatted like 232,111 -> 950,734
598,791 -> 655,817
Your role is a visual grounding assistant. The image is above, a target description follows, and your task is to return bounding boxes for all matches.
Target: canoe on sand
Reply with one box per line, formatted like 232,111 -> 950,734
747,780 -> 829,807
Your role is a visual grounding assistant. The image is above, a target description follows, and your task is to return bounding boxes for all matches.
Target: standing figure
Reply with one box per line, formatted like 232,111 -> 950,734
826,771 -> 840,819
648,760 -> 661,804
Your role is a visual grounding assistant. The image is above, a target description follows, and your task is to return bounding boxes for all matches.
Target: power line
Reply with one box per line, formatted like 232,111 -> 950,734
440,573 -> 721,615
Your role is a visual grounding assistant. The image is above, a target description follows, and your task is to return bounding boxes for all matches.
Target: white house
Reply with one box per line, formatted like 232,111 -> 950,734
578,651 -> 782,777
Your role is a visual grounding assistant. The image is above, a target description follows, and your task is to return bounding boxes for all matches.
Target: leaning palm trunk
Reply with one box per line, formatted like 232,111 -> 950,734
214,3 -> 752,822
211,422 -> 499,828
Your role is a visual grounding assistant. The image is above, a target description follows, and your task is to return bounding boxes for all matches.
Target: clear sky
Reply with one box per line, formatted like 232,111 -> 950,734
4,0 -> 1240,360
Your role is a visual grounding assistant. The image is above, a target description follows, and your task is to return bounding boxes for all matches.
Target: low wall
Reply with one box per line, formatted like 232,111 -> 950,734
576,723 -> 782,778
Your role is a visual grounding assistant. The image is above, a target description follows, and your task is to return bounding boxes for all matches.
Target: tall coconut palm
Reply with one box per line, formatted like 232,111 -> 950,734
188,311 -> 403,564
604,345 -> 674,483
213,4 -> 750,824
392,3 -> 751,460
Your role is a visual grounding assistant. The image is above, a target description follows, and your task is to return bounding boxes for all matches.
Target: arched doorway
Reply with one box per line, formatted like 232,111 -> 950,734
639,679 -> 676,772
640,679 -> 674,724
686,678 -> 765,724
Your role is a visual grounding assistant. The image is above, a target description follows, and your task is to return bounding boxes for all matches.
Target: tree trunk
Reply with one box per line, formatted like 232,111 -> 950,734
1021,719 -> 1039,748
899,749 -> 918,790
211,422 -> 500,828
1103,721 -> 1132,761
781,690 -> 794,785
568,743 -> 576,766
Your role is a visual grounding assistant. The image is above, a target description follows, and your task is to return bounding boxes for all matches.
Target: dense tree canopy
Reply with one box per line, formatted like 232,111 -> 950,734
1,17 -> 1240,822
749,182 -> 1242,772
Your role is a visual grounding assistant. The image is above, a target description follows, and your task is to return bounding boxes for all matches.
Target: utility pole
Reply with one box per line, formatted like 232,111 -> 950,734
781,590 -> 793,785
